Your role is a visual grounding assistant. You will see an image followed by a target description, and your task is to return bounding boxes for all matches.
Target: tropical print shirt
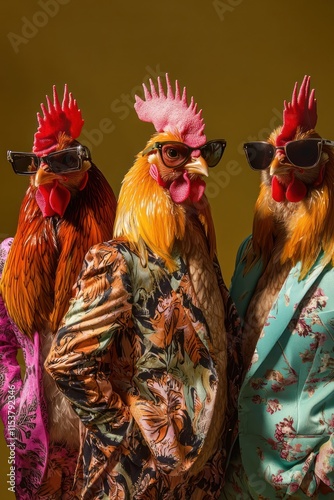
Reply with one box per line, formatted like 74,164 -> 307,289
223,236 -> 334,499
45,240 -> 242,499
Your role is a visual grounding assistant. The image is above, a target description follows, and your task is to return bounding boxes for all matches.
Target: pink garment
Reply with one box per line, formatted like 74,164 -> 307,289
0,238 -> 48,499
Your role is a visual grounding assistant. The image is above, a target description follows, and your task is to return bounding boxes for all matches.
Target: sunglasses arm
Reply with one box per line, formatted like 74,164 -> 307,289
323,139 -> 334,148
141,144 -> 156,157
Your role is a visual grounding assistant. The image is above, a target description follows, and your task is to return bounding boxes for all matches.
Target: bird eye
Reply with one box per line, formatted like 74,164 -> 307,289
48,150 -> 81,173
161,143 -> 189,168
166,148 -> 180,159
62,152 -> 79,169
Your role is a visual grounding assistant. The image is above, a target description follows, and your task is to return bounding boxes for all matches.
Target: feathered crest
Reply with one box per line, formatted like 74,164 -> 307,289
33,84 -> 84,156
134,73 -> 206,147
276,75 -> 317,146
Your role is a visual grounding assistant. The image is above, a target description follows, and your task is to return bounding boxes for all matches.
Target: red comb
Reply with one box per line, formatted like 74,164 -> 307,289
276,75 -> 317,146
33,84 -> 84,156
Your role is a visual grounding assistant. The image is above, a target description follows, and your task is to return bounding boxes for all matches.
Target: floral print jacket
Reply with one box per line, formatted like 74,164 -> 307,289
45,240 -> 242,499
229,236 -> 334,499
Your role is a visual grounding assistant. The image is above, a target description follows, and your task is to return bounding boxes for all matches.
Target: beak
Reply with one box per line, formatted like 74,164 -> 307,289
34,164 -> 56,187
184,155 -> 209,177
269,157 -> 291,176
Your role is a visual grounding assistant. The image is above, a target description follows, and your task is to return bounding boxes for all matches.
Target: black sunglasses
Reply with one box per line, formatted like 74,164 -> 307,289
142,139 -> 227,169
7,145 -> 91,175
243,138 -> 334,171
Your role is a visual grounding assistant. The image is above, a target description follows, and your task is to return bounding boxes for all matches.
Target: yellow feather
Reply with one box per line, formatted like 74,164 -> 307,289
114,133 -> 216,271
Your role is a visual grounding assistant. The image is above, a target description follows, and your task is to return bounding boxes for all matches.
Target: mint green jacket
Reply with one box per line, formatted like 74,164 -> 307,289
229,236 -> 334,498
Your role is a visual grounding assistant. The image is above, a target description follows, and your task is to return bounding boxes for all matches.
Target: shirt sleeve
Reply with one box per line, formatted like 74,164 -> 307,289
0,299 -> 23,442
298,437 -> 334,495
0,238 -> 23,442
314,437 -> 334,492
45,242 -> 133,457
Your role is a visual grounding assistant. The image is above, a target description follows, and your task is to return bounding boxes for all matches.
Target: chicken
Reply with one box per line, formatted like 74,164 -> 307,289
45,74 -> 242,499
240,75 -> 334,365
221,76 -> 334,498
0,85 -> 116,498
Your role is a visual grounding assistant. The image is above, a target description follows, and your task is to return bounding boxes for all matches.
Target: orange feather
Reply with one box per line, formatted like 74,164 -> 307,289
248,138 -> 334,280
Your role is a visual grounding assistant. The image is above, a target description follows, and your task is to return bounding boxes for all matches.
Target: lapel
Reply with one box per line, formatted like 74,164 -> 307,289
243,255 -> 328,382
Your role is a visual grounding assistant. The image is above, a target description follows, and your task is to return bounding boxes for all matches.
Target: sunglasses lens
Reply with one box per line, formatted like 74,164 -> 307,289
161,143 -> 190,168
201,141 -> 226,167
48,150 -> 81,173
11,154 -> 38,174
244,143 -> 275,170
286,139 -> 320,167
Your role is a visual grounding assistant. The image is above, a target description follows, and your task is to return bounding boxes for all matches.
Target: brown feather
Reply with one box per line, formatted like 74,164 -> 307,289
0,164 -> 116,338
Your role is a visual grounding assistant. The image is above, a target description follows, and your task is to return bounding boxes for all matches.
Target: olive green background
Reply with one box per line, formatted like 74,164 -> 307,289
1,0 -> 334,496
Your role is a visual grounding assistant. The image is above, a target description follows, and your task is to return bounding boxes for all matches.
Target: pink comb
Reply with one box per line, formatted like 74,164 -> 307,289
134,74 -> 206,147
33,84 -> 84,156
276,75 -> 317,146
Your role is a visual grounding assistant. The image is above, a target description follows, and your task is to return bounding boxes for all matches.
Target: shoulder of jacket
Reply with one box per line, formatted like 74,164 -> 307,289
82,238 -> 135,272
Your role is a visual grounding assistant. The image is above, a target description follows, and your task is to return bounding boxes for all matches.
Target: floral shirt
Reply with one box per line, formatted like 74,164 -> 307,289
45,240 -> 242,499
224,236 -> 334,499
0,238 -> 85,499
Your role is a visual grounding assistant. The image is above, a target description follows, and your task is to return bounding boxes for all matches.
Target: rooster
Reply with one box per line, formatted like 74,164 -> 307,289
45,74 -> 242,499
0,85 -> 116,499
221,76 -> 334,498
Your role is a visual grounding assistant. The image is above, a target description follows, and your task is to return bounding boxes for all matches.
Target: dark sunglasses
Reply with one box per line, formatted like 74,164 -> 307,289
7,145 -> 91,175
243,138 -> 334,171
142,139 -> 227,169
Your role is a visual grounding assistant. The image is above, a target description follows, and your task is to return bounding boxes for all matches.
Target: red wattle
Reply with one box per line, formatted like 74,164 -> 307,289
271,174 -> 307,203
169,171 -> 191,203
149,164 -> 167,187
272,176 -> 286,202
36,181 -> 71,218
36,184 -> 55,217
49,181 -> 71,217
286,175 -> 307,202
149,166 -> 206,204
190,177 -> 206,203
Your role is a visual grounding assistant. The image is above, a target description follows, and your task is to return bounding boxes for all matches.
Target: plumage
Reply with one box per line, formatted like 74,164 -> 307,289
242,77 -> 334,361
0,85 -> 117,498
249,128 -> 334,280
1,163 -> 116,337
222,76 -> 334,498
45,76 -> 241,499
114,131 -> 216,271
114,128 -> 227,475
